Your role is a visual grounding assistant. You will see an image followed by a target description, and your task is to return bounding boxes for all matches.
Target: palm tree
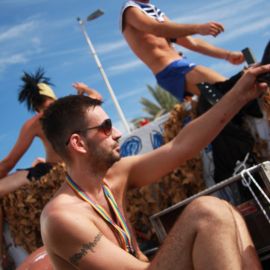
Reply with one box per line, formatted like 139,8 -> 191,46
132,84 -> 179,127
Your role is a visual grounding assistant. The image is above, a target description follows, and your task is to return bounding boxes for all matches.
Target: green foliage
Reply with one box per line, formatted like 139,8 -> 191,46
132,85 -> 179,127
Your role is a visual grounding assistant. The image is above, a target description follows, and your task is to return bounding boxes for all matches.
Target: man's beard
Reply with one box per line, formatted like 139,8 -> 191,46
86,140 -> 121,172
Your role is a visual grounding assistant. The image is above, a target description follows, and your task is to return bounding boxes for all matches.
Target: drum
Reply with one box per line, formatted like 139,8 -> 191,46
16,246 -> 52,270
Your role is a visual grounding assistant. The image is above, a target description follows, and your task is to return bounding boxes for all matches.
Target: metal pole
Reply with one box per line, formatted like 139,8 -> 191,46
77,18 -> 131,134
151,162 -> 269,219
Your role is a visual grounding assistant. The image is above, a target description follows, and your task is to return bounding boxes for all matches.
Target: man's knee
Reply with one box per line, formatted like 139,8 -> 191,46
184,196 -> 235,228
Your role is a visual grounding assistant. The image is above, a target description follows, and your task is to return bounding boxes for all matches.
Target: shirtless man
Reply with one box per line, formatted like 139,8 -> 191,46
120,0 -> 245,100
0,69 -> 102,265
40,64 -> 270,270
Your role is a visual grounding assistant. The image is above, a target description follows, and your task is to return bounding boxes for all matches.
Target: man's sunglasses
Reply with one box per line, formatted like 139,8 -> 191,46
65,118 -> 112,145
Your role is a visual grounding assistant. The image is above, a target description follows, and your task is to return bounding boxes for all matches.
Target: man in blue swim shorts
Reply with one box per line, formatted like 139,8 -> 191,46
120,0 -> 245,101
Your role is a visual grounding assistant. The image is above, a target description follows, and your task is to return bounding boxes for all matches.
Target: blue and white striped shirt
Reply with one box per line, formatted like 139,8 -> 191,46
120,1 -> 165,31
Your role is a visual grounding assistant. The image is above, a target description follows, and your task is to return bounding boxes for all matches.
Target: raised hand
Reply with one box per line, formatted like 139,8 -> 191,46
198,22 -> 224,37
72,82 -> 103,101
226,51 -> 245,65
235,64 -> 270,103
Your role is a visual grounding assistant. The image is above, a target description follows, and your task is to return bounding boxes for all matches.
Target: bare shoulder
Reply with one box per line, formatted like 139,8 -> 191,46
123,5 -> 145,20
41,190 -> 148,270
41,191 -> 87,234
40,191 -> 93,255
40,195 -> 95,268
122,4 -> 151,30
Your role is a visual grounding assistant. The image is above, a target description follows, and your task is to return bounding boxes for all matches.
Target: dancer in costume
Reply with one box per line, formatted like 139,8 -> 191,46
0,69 -> 102,266
0,70 -> 102,196
120,0 -> 245,100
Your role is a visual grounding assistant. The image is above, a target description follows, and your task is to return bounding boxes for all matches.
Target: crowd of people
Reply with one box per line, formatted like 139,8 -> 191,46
0,1 -> 269,269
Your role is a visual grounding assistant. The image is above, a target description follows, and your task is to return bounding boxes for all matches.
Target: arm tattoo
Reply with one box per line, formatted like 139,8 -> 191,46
69,233 -> 103,266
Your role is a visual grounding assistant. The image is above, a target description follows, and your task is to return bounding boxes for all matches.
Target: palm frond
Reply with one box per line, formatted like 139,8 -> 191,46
131,84 -> 179,126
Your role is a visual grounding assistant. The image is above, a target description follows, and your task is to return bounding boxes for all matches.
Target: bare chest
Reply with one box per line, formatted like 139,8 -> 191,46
88,197 -> 129,248
123,27 -> 179,73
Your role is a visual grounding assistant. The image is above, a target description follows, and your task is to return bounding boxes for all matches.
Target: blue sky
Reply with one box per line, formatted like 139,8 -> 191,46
0,0 -> 269,171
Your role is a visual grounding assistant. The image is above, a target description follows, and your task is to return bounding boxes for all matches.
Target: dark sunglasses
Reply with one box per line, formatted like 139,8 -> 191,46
65,118 -> 112,145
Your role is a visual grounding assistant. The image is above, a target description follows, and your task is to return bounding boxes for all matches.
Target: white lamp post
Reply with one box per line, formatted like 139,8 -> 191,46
77,10 -> 131,134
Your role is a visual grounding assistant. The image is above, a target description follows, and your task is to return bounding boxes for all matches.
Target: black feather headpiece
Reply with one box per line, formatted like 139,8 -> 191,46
18,68 -> 56,112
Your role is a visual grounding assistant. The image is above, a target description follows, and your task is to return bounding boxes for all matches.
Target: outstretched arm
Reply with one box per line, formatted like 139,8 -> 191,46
120,64 -> 270,188
123,7 -> 224,38
72,82 -> 103,101
176,36 -> 244,65
0,117 -> 37,178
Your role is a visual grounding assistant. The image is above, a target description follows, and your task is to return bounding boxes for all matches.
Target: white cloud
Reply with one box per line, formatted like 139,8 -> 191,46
113,87 -> 146,101
173,0 -> 264,23
0,21 -> 38,43
221,17 -> 270,42
171,0 -> 269,47
172,2 -> 270,48
97,40 -> 128,54
107,59 -> 143,76
103,86 -> 146,115
0,19 -> 43,74
0,53 -> 28,73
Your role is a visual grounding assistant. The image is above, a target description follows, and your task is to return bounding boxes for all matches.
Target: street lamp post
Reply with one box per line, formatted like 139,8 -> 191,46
77,10 -> 131,134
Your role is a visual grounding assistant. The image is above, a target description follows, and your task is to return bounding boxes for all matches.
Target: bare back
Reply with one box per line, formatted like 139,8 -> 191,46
35,115 -> 62,163
0,113 -> 62,178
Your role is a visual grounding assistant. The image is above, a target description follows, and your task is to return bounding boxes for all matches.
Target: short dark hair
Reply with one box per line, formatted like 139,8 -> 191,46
41,95 -> 102,160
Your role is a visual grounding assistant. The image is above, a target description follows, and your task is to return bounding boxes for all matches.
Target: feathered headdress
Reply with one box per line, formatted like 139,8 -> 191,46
18,68 -> 57,112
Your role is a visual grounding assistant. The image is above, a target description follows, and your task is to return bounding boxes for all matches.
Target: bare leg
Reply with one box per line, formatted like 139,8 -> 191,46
149,196 -> 262,270
185,65 -> 226,96
0,171 -> 29,198
225,203 -> 263,270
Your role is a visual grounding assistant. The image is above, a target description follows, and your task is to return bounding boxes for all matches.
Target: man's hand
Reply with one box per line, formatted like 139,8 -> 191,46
31,157 -> 46,167
72,82 -> 94,95
226,51 -> 245,65
198,22 -> 224,37
72,82 -> 103,101
236,64 -> 270,103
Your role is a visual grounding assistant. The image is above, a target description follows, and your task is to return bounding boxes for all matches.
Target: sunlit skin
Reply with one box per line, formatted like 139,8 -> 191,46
40,65 -> 269,270
122,0 -> 244,96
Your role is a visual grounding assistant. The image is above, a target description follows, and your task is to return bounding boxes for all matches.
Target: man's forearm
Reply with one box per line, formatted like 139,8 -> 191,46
173,83 -> 247,161
173,63 -> 270,161
181,38 -> 229,59
150,22 -> 200,38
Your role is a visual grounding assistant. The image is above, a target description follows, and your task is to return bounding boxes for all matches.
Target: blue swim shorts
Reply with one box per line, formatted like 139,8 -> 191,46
155,58 -> 196,101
